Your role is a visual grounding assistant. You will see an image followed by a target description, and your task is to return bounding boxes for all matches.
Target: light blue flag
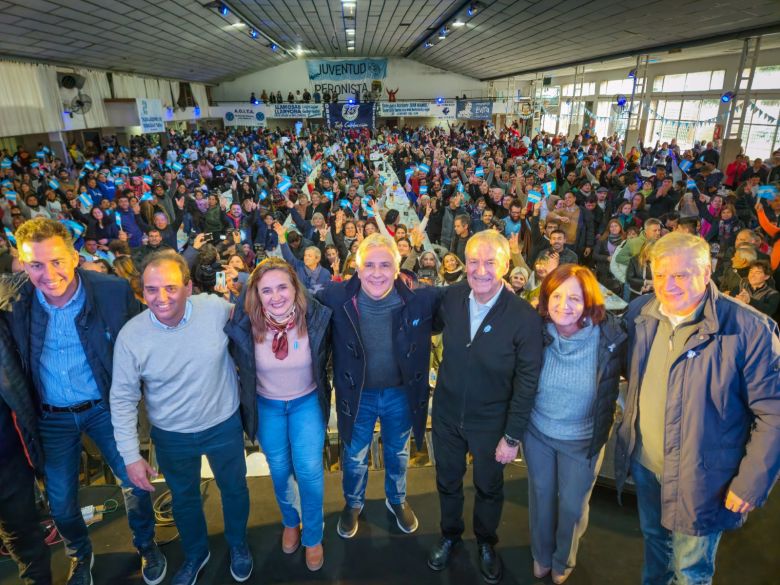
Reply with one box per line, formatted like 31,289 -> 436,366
302,161 -> 312,173
405,168 -> 413,179
379,176 -> 386,184
340,199 -> 350,208
172,162 -> 183,172
758,185 -> 778,200
259,189 -> 268,200
112,166 -> 123,175
214,165 -> 224,171
527,191 -> 542,204
679,160 -> 693,173
457,182 -> 464,193
443,178 -> 451,185
84,162 -> 96,171
686,179 -> 697,191
418,163 -> 430,174
31,162 -> 39,168
231,146 -> 239,154
277,178 -> 292,193
1,159 -> 11,169
324,191 -> 334,200
48,179 -> 60,190
475,166 -> 484,177
60,219 -> 85,239
140,192 -> 154,201
542,181 -> 556,196
143,175 -> 153,185
604,156 -> 612,164
106,147 -> 114,153
359,155 -> 365,163
115,213 -> 123,227
42,146 -> 50,153
3,227 -> 15,245
561,155 -> 568,165
36,150 -> 47,158
468,148 -> 477,157
420,185 -> 428,194
79,193 -> 92,208
5,191 -> 16,202
576,151 -> 584,161
120,146 -> 129,154
1,180 -> 11,188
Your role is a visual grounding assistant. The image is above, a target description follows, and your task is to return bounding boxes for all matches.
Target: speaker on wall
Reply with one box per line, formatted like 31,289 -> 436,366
542,77 -> 552,86
57,73 -> 86,90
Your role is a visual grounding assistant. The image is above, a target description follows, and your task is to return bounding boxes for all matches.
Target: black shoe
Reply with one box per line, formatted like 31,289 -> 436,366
66,553 -> 94,585
336,504 -> 363,539
385,499 -> 419,533
171,552 -> 210,585
139,542 -> 167,585
427,536 -> 461,571
478,543 -> 503,584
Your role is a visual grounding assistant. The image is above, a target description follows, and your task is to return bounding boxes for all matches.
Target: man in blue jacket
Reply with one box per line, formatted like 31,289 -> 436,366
616,232 -> 780,585
4,218 -> 163,585
317,233 -> 440,539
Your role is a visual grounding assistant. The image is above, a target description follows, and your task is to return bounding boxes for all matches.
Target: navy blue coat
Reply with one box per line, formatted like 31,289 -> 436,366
224,289 -> 333,439
4,269 -> 141,407
616,283 -> 780,535
0,279 -> 44,472
317,276 -> 440,448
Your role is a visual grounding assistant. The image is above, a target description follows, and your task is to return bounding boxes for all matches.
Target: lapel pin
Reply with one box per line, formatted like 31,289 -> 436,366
608,343 -> 616,353
686,350 -> 696,359
484,325 -> 492,334
412,318 -> 420,326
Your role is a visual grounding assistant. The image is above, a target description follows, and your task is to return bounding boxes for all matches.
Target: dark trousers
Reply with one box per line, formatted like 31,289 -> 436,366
0,449 -> 52,585
432,416 -> 504,545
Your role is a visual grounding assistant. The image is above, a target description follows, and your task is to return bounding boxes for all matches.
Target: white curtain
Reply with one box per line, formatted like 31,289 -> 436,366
0,61 -> 64,136
170,80 -> 180,108
191,82 -> 209,108
112,73 -> 148,99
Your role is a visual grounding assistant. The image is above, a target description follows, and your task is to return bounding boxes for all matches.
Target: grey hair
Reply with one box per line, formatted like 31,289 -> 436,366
649,232 -> 710,274
355,233 -> 401,269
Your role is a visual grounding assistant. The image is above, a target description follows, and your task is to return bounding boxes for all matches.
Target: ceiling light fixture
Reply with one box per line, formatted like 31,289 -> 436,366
467,3 -> 479,17
249,28 -> 258,38
269,43 -> 278,52
295,46 -> 304,56
347,46 -> 355,51
346,28 -> 355,35
219,3 -> 229,16
452,19 -> 465,27
424,40 -> 434,48
721,91 -> 735,103
438,28 -> 447,40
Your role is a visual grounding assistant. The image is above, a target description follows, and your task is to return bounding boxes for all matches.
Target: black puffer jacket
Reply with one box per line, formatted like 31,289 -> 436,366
0,275 -> 44,472
541,312 -> 627,458
225,289 -> 333,440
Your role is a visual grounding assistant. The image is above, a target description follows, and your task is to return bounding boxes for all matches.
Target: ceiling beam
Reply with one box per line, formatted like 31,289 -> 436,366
403,0 -> 475,58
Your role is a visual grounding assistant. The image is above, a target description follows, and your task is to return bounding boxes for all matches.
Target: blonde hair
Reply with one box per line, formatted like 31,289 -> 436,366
15,217 -> 74,253
355,233 -> 401,270
244,257 -> 308,343
464,229 -> 511,268
649,232 -> 711,274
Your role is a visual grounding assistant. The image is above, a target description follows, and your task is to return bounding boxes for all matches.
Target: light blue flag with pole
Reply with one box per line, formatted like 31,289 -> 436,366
78,193 -> 92,208
418,163 -> 430,174
757,185 -> 778,200
527,190 -> 542,204
4,191 -> 17,202
475,166 -> 484,177
678,159 -> 693,173
686,179 -> 698,191
324,191 -> 334,201
48,179 -> 60,190
140,192 -> 154,201
143,175 -> 153,185
277,178 -> 292,193
542,181 -> 556,197
115,213 -> 123,228
60,219 -> 85,239
171,162 -> 183,172
3,227 -> 15,246
420,185 -> 428,194
467,148 -> 477,157
259,189 -> 268,200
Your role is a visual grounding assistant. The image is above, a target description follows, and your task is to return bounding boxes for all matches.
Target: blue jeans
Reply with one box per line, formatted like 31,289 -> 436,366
151,411 -> 249,562
631,459 -> 722,585
256,391 -> 325,547
342,387 -> 412,508
38,401 -> 155,560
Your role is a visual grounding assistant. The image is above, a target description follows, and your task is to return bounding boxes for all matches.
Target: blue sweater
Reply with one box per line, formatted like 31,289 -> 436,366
530,323 -> 600,441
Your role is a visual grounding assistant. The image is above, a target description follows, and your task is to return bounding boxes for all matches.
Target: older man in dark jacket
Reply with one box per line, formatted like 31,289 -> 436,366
4,218 -> 162,585
0,277 -> 51,585
615,232 -> 780,585
428,229 -> 544,584
317,233 -> 440,540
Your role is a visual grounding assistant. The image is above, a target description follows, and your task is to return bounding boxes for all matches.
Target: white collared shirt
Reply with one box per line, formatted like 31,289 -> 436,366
468,286 -> 503,341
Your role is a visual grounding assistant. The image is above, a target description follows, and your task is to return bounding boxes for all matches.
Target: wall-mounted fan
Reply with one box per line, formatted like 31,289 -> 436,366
70,93 -> 93,115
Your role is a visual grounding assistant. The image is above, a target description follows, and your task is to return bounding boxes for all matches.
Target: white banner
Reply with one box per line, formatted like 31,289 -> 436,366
212,105 -> 267,127
135,98 -> 165,133
262,103 -> 323,119
377,100 -> 456,119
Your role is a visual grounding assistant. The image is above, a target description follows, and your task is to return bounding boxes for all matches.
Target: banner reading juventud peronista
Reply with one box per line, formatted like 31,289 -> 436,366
307,59 -> 387,99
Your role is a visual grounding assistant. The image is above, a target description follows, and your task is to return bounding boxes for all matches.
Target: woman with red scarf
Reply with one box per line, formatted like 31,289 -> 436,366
225,257 -> 332,572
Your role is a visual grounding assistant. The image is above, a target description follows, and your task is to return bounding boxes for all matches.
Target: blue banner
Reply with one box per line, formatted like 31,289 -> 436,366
307,59 -> 387,81
326,103 -> 376,130
456,100 -> 493,120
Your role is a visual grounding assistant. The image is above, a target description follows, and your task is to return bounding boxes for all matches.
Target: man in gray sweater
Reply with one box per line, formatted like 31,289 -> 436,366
110,251 -> 253,585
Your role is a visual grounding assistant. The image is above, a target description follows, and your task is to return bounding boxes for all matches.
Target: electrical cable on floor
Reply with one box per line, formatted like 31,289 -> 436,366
152,479 -> 214,546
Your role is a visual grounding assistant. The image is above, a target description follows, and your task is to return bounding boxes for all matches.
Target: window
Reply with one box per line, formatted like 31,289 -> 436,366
651,70 -> 725,92
644,99 -> 719,149
739,100 -> 780,159
593,101 -> 612,138
599,78 -> 643,96
750,66 -> 780,90
561,82 -> 596,97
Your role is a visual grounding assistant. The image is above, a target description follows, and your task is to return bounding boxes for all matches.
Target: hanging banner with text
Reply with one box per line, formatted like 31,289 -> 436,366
325,103 -> 376,130
377,100 -> 457,119
307,58 -> 387,101
262,103 -> 323,119
213,105 -> 267,127
135,98 -> 165,133
456,100 -> 494,120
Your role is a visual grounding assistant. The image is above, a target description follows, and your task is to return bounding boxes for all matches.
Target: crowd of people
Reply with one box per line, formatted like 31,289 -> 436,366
0,121 -> 778,585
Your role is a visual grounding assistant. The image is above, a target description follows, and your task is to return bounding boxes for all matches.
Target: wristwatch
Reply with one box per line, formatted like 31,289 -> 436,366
503,434 -> 520,448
